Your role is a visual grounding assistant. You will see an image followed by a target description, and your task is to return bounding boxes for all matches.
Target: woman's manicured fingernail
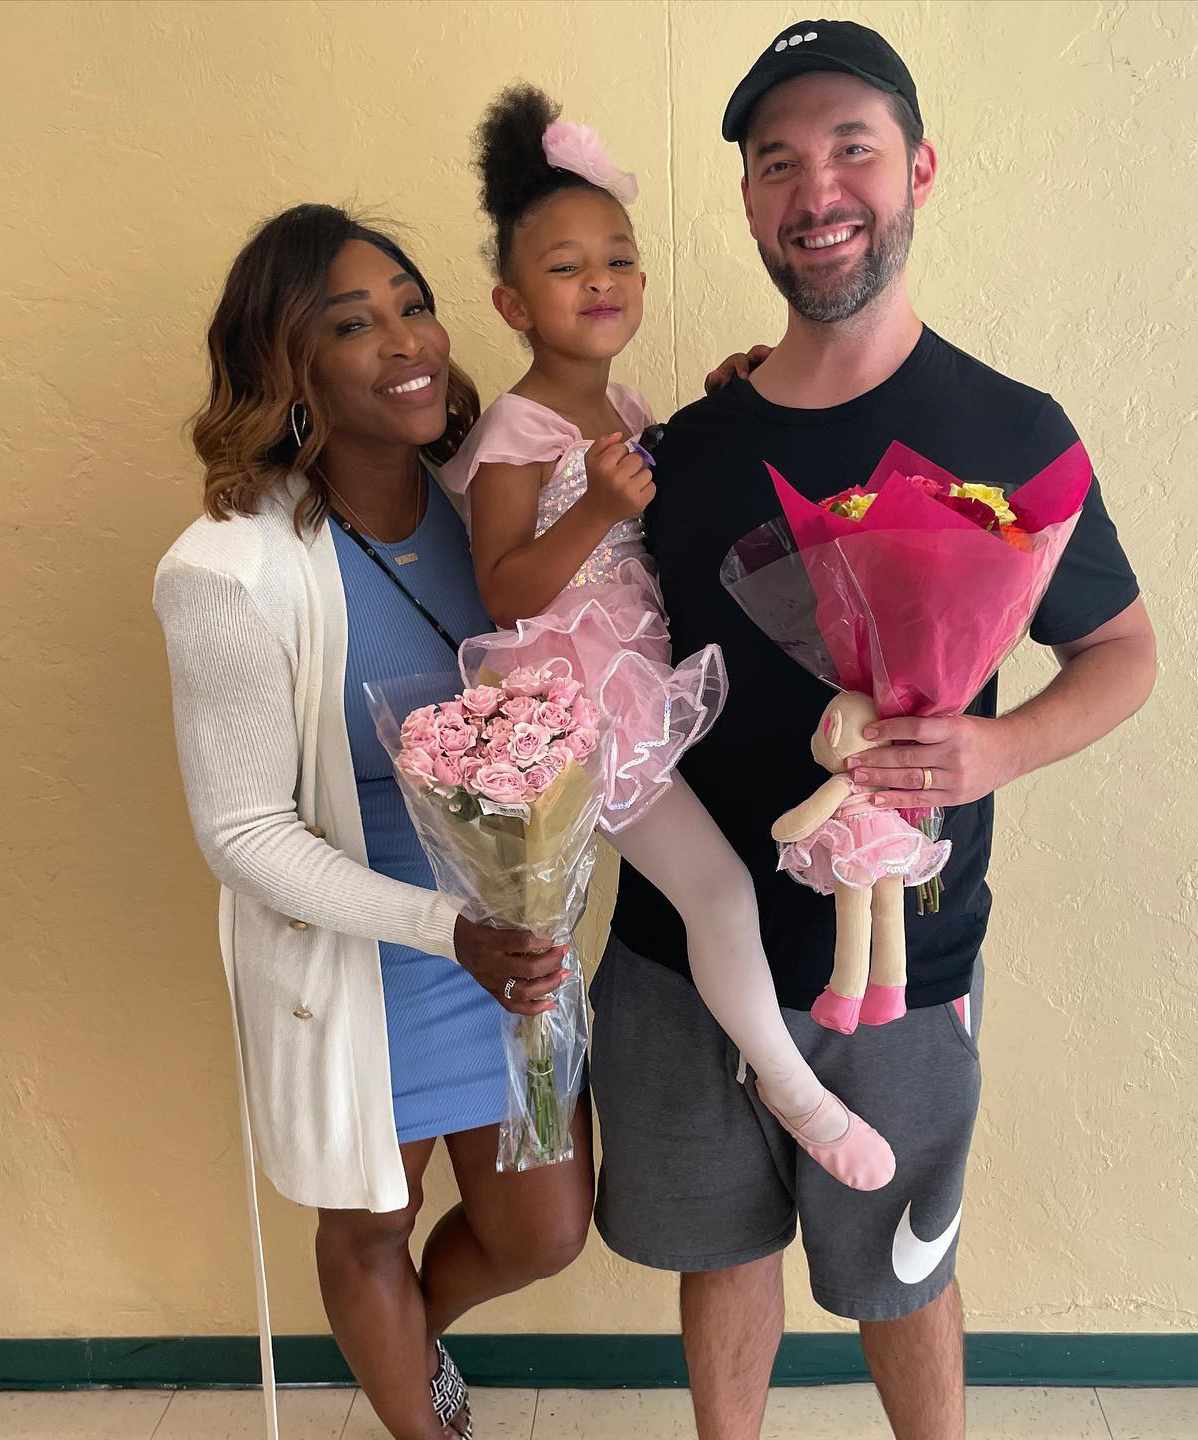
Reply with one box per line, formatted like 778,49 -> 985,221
863,726 -> 878,740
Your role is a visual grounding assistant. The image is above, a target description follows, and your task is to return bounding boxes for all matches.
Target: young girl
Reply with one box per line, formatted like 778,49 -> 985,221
443,86 -> 894,1191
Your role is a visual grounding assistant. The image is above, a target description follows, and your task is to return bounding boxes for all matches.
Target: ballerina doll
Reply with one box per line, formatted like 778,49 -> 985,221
774,692 -> 952,1035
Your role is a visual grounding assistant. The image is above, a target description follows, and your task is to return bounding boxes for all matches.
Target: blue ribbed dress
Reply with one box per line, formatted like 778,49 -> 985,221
331,480 -> 509,1142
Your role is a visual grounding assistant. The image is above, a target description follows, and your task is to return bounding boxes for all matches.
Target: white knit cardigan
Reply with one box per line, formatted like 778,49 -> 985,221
154,473 -> 465,1437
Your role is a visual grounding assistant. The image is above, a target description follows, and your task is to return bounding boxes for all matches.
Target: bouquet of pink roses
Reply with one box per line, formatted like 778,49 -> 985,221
366,664 -> 611,1171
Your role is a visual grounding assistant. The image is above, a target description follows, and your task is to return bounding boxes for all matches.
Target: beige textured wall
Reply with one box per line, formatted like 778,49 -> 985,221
2,0 -> 1193,1341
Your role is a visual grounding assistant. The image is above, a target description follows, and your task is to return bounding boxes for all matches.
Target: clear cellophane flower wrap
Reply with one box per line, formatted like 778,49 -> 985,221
721,440 -> 1093,911
365,666 -> 612,1172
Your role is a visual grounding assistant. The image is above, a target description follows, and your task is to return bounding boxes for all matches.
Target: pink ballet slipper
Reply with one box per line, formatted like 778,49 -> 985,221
858,983 -> 907,1027
810,987 -> 863,1035
759,1089 -> 895,1192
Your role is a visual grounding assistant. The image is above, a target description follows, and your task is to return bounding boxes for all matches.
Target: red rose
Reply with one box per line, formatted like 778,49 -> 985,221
935,494 -> 998,531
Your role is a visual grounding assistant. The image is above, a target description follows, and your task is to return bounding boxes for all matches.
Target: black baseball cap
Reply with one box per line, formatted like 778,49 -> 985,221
722,19 -> 922,144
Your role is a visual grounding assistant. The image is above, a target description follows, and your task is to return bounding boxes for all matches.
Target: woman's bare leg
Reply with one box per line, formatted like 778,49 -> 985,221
423,1098 -> 594,1333
315,1138 -> 447,1440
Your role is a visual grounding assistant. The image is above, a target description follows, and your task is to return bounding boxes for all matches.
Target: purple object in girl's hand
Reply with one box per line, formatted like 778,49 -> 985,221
630,423 -> 666,467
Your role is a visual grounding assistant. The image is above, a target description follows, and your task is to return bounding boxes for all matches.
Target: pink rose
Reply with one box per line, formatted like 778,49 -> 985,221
522,763 -> 557,795
400,704 -> 437,745
483,717 -> 512,748
458,755 -> 486,792
503,666 -> 551,698
461,685 -> 504,719
432,752 -> 465,787
401,723 -> 439,750
563,727 -> 598,761
403,721 -> 437,751
535,700 -> 572,732
438,699 -> 466,721
544,741 -> 575,775
509,722 -> 554,765
547,676 -> 583,707
402,723 -> 441,755
502,694 -> 539,724
473,763 -> 528,806
397,748 -> 435,787
435,713 -> 476,755
570,697 -> 601,731
909,473 -> 950,498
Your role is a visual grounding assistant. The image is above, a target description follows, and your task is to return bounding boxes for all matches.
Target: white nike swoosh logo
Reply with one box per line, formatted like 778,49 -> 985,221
891,1200 -> 962,1285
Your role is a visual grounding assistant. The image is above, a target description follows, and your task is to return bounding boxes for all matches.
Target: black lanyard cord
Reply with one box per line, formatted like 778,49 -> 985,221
330,511 -> 463,657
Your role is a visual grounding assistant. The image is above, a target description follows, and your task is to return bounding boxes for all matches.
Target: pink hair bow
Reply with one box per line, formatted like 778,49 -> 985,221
542,120 -> 638,206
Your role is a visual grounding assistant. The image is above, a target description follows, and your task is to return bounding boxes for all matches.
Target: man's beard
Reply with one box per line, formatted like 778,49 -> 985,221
759,202 -> 914,324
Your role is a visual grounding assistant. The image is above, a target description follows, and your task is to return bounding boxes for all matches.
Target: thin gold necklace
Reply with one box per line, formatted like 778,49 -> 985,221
326,467 -> 425,566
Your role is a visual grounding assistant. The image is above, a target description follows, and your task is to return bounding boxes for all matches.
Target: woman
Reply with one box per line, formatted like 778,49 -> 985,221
155,205 -> 591,1440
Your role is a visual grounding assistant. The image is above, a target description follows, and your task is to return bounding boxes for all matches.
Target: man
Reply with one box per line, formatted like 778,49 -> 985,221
589,20 -> 1156,1440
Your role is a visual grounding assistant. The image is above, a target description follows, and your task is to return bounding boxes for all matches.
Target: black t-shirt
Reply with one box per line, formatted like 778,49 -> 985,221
610,327 -> 1140,1010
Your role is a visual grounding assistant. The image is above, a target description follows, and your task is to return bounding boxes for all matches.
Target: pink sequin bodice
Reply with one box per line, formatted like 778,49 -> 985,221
535,441 -> 650,588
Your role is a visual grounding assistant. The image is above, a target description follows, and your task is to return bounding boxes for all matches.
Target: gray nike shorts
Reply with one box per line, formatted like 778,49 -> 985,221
589,935 -> 983,1321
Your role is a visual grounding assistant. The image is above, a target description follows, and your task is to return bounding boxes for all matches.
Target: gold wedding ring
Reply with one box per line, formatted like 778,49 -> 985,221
921,767 -> 934,791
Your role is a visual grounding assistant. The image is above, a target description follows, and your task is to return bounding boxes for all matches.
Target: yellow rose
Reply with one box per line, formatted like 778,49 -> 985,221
842,493 -> 877,520
951,482 -> 1015,526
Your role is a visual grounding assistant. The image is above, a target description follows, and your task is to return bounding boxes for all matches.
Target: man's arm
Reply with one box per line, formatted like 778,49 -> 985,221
1003,596 -> 1157,780
846,597 -> 1157,808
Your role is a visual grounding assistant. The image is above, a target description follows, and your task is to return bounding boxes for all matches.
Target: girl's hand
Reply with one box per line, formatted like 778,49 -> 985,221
583,432 -> 656,525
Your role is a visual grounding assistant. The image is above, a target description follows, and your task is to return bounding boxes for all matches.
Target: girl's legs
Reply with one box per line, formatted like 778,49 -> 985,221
613,782 -> 895,1190
315,1106 -> 592,1440
611,782 -> 841,1136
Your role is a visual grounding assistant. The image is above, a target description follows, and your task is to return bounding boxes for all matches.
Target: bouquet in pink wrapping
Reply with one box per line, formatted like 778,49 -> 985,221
719,441 -> 1091,1036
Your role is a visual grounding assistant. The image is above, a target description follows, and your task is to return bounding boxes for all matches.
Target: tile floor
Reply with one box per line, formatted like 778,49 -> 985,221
1,1383 -> 1196,1439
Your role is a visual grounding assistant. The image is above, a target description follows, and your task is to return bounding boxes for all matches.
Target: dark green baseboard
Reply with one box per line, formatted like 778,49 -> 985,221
1,1332 -> 1195,1391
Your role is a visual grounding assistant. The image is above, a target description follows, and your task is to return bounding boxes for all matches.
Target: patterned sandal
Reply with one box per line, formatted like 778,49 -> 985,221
430,1339 -> 473,1440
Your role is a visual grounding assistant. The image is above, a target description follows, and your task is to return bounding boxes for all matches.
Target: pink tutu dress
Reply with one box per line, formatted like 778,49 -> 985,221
778,800 -> 951,894
441,384 -> 727,833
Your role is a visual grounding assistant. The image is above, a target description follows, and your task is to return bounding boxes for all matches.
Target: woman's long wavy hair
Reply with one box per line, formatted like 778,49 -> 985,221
193,204 -> 479,529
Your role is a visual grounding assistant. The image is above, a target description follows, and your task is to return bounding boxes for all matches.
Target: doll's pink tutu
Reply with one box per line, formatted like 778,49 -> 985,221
779,806 -> 951,895
459,556 -> 726,832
